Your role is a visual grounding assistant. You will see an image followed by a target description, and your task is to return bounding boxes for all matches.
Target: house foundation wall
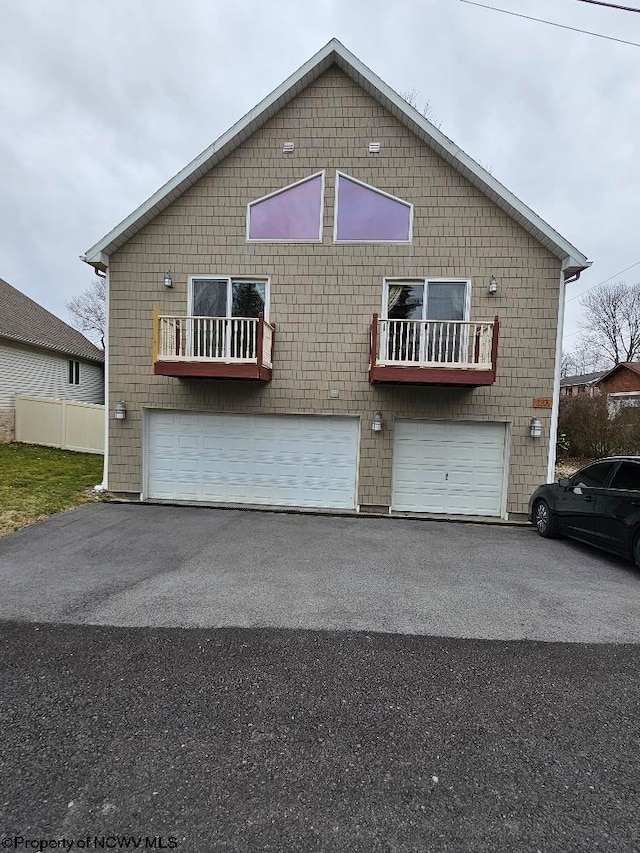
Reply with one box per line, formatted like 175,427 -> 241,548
0,408 -> 15,443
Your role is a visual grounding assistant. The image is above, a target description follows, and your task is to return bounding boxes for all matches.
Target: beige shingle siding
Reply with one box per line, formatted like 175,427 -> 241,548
107,67 -> 560,514
0,339 -> 105,408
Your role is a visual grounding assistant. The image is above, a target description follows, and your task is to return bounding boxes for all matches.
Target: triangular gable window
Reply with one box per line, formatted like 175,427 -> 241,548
247,172 -> 324,241
334,172 -> 412,243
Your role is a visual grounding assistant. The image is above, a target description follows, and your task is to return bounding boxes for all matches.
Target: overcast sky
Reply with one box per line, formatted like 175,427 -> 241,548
1,0 -> 639,352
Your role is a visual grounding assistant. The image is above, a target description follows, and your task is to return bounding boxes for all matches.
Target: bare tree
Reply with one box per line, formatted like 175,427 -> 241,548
562,344 -> 608,377
577,282 -> 640,367
66,276 -> 106,349
561,351 -> 576,378
400,89 -> 441,129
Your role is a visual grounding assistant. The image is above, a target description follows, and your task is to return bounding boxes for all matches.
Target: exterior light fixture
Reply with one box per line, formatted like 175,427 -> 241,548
114,401 -> 127,421
164,271 -> 173,288
529,417 -> 543,438
371,410 -> 383,432
488,275 -> 499,295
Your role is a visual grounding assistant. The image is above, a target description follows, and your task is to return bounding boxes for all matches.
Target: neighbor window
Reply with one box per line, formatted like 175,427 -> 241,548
335,172 -> 412,242
68,360 -> 80,385
247,172 -> 324,241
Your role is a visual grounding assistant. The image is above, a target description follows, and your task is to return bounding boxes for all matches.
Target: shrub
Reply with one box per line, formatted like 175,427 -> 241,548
558,395 -> 640,458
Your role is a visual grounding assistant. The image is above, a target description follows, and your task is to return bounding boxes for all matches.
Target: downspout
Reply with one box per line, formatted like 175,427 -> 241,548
80,254 -> 109,490
547,261 -> 583,482
101,266 -> 109,490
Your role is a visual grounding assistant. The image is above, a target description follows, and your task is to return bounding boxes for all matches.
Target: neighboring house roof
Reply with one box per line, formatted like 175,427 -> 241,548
595,362 -> 640,385
83,39 -> 590,281
0,277 -> 104,364
560,370 -> 606,387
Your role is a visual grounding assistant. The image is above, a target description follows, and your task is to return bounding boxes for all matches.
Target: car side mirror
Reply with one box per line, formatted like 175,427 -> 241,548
558,477 -> 570,489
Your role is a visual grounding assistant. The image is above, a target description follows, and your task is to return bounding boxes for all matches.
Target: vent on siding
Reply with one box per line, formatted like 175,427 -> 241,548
282,142 -> 295,153
368,142 -> 381,153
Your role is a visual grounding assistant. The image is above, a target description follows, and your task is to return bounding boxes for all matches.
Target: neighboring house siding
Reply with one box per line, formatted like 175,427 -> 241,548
599,370 -> 640,395
0,338 -> 104,410
107,67 -> 561,515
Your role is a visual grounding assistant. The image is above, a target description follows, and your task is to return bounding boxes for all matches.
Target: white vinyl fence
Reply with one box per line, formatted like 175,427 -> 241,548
15,395 -> 104,454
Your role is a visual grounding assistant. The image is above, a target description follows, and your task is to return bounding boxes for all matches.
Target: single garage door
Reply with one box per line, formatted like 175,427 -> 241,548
392,420 -> 507,517
145,411 -> 359,509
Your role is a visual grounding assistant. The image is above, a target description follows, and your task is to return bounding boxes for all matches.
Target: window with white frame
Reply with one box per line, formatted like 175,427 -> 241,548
190,277 -> 268,320
335,173 -> 412,243
188,277 -> 269,360
247,173 -> 324,242
382,279 -> 470,364
68,359 -> 80,385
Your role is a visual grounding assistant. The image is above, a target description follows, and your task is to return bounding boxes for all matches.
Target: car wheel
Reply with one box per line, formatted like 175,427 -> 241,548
533,499 -> 556,538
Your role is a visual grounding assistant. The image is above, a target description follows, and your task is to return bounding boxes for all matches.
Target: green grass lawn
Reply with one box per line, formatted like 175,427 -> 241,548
0,443 -> 104,537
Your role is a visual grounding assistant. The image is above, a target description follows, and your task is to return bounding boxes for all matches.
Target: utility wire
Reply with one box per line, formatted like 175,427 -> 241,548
459,0 -> 640,47
563,261 -> 640,339
576,0 -> 640,13
566,260 -> 640,303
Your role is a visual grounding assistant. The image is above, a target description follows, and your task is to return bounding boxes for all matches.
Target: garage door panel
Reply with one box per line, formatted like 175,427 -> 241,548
392,420 -> 506,517
146,412 -> 358,509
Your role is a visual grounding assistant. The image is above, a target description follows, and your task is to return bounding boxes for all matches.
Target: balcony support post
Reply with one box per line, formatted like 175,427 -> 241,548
370,313 -> 379,377
257,313 -> 265,369
491,316 -> 500,380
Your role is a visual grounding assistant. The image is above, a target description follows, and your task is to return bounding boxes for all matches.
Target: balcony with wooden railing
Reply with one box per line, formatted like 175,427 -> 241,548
153,312 -> 274,380
369,315 -> 499,385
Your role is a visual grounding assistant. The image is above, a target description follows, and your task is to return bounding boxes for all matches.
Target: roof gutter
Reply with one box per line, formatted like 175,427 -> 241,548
563,257 -> 592,284
80,252 -> 109,273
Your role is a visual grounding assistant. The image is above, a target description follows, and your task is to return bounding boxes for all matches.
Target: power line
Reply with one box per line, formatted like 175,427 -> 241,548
576,0 -> 640,13
566,260 -> 640,303
459,1 -> 640,47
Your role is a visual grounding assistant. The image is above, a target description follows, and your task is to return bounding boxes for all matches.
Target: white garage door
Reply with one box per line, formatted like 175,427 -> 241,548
392,420 -> 507,517
145,411 -> 359,509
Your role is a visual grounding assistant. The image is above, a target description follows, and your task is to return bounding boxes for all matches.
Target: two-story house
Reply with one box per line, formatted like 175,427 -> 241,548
82,40 -> 589,519
0,277 -> 104,443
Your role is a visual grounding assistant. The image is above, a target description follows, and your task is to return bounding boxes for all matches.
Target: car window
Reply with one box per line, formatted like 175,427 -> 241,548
573,461 -> 616,489
609,461 -> 640,491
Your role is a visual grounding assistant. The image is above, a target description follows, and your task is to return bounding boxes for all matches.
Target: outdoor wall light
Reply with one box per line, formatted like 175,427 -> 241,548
371,410 -> 383,432
488,275 -> 499,296
114,401 -> 127,421
529,417 -> 543,438
163,271 -> 173,288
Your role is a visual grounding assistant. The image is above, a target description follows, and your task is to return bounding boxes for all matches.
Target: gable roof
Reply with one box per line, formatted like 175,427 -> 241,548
560,370 -> 606,387
0,277 -> 104,363
83,39 -> 590,280
596,362 -> 640,385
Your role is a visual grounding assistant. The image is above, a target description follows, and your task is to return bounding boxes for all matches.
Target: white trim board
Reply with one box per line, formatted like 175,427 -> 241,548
82,38 -> 590,279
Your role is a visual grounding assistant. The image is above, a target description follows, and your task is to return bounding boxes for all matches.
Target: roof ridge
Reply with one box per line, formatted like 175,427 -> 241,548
83,38 -> 590,279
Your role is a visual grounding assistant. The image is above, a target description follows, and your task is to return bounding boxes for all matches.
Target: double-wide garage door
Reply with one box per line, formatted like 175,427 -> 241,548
146,411 -> 359,509
392,420 -> 507,517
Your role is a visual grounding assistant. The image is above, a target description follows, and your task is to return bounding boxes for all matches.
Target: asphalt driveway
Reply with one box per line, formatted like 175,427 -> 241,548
2,506 -> 639,851
0,503 -> 638,642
